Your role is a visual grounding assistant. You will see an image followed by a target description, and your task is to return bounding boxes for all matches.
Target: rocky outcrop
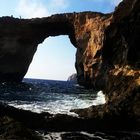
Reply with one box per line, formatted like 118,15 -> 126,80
0,116 -> 42,140
0,0 -> 140,135
0,104 -> 42,140
73,0 -> 140,128
0,102 -> 139,133
72,13 -> 111,87
67,73 -> 77,82
0,12 -> 111,83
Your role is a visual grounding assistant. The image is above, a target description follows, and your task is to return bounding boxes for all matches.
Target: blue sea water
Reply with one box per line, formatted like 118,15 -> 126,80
0,79 -> 140,139
0,78 -> 105,115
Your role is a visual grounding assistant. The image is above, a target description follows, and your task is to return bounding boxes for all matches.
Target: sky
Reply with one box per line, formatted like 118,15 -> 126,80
0,0 -> 122,81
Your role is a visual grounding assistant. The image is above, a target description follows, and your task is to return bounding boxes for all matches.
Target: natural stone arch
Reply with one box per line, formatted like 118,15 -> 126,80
0,12 -> 111,87
0,0 -> 140,134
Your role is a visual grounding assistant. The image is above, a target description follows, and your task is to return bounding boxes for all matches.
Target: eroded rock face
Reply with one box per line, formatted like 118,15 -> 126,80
73,0 -> 140,127
72,13 -> 111,87
103,0 -> 140,122
0,0 -> 140,131
0,12 -> 111,83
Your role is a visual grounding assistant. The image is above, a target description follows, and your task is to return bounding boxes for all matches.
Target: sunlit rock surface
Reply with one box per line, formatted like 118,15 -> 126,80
0,0 -> 140,138
0,12 -> 111,83
73,0 -> 140,128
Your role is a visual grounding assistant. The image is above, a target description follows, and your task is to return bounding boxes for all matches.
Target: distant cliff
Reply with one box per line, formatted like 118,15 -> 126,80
67,73 -> 77,82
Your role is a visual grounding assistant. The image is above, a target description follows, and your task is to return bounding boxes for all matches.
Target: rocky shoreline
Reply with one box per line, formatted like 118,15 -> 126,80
0,102 -> 140,140
0,0 -> 140,139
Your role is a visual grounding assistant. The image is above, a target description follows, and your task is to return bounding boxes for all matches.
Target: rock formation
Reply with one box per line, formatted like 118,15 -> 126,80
0,0 -> 140,137
0,12 -> 111,83
67,73 -> 77,82
73,0 -> 140,128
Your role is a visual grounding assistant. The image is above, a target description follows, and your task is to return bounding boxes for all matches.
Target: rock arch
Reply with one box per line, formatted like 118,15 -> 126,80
0,0 -> 140,132
0,12 -> 111,87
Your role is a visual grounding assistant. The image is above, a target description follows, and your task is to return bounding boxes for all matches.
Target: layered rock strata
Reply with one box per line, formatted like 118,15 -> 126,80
0,0 -> 140,135
0,12 -> 111,84
73,0 -> 140,128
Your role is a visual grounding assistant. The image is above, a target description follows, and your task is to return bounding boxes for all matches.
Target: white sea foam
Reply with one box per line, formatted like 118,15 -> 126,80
37,131 -> 107,140
92,91 -> 106,105
7,90 -> 105,116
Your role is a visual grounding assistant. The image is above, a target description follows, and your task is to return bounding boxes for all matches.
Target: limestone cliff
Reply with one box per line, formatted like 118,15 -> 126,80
103,0 -> 140,122
0,0 -> 140,130
0,12 -> 111,83
73,0 -> 140,128
72,13 -> 111,87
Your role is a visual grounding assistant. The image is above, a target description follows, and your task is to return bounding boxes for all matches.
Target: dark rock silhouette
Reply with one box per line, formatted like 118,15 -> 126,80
0,12 -> 111,85
0,0 -> 140,139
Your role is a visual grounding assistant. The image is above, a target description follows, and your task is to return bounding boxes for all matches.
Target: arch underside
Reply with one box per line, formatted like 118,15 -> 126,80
0,12 -> 111,88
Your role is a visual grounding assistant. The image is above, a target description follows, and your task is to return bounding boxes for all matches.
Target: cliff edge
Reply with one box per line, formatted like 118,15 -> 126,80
73,0 -> 140,129
0,0 -> 140,131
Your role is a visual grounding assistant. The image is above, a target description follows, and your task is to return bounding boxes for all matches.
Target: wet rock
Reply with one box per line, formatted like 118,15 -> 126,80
61,132 -> 101,140
0,102 -> 53,129
0,116 -> 42,140
1,102 -> 140,139
40,131 -> 140,140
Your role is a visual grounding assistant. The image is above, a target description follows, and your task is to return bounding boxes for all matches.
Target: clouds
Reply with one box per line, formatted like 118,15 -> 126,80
16,0 -> 49,18
16,0 -> 69,18
15,0 -> 122,18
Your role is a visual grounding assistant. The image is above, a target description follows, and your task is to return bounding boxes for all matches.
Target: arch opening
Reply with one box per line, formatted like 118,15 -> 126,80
25,35 -> 76,81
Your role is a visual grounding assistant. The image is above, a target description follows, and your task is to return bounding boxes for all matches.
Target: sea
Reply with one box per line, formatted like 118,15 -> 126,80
0,78 -> 139,140
0,78 -> 105,115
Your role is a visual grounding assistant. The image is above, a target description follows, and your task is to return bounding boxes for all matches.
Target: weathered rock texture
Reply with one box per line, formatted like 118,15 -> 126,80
0,12 -> 111,83
0,0 -> 140,133
73,0 -> 140,128
72,13 -> 111,87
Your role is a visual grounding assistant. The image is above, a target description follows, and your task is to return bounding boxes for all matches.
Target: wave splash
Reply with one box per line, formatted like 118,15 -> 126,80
0,79 -> 105,115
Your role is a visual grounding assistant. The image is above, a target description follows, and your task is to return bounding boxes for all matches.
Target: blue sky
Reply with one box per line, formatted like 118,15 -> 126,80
0,0 -> 122,80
